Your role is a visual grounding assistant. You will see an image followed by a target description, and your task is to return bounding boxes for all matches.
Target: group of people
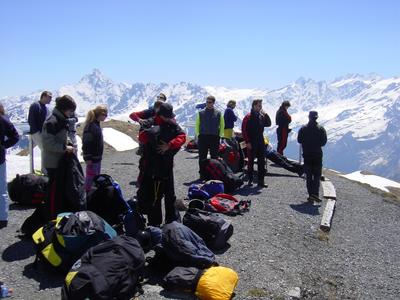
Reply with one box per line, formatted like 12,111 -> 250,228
0,90 -> 327,230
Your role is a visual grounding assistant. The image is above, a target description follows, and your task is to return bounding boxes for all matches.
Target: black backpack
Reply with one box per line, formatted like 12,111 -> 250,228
201,159 -> 243,193
87,174 -> 130,226
32,211 -> 117,273
159,222 -> 216,269
183,208 -> 233,250
61,235 -> 145,300
8,173 -> 48,205
219,138 -> 244,173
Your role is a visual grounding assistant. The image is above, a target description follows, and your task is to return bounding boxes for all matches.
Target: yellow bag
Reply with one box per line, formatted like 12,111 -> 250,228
195,266 -> 239,300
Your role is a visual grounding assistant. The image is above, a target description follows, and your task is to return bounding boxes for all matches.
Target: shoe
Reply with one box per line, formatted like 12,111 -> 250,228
307,196 -> 314,203
311,195 -> 322,203
297,171 -> 304,177
0,220 -> 8,229
247,180 -> 253,186
257,182 -> 268,188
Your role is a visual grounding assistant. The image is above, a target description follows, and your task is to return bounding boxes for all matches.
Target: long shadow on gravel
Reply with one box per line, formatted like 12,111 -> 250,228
23,262 -> 64,289
2,240 -> 36,261
289,202 -> 321,216
266,172 -> 299,178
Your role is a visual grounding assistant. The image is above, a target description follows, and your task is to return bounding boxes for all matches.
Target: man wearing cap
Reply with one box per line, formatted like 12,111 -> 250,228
136,102 -> 186,226
297,111 -> 327,203
275,100 -> 292,155
195,95 -> 225,179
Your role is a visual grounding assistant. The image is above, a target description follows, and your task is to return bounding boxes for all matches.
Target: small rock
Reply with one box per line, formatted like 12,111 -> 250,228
287,287 -> 301,299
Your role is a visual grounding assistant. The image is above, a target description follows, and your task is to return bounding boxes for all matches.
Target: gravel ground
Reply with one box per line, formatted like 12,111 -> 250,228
1,149 -> 399,299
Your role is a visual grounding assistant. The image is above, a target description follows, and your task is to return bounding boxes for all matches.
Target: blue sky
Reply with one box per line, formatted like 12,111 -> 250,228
0,0 -> 399,97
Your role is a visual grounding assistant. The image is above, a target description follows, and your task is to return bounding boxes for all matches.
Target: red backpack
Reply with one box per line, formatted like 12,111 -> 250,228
209,193 -> 250,216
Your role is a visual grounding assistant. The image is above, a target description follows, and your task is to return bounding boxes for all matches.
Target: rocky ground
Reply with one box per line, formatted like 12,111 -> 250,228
1,148 -> 399,299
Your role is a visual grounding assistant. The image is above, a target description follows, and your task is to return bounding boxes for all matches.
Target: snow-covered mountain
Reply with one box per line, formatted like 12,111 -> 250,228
2,69 -> 400,181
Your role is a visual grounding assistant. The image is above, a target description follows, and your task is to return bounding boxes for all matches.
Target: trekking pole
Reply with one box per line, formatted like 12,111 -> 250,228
29,134 -> 34,174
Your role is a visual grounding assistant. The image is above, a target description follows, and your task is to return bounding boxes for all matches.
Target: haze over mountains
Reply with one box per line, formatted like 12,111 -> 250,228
2,69 -> 399,181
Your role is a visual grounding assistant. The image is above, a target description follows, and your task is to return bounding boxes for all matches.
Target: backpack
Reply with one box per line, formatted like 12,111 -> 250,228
188,180 -> 224,200
61,235 -> 145,300
8,173 -> 48,205
123,198 -> 147,238
32,211 -> 117,273
185,139 -> 198,151
87,174 -> 130,226
159,222 -> 216,270
209,193 -> 251,216
163,266 -> 238,300
200,159 -> 243,193
183,208 -> 233,250
219,138 -> 243,173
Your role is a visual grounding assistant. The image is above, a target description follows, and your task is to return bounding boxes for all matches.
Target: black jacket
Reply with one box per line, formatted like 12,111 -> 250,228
82,121 -> 104,163
139,119 -> 186,180
242,110 -> 271,148
275,106 -> 292,129
297,121 -> 327,164
0,115 -> 19,164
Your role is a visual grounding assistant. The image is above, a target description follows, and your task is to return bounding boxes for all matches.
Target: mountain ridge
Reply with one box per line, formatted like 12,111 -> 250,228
2,69 -> 399,181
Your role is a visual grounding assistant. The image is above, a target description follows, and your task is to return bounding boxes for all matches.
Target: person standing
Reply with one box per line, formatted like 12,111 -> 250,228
42,95 -> 77,219
224,100 -> 238,139
275,100 -> 292,155
82,105 -> 108,192
0,103 -> 20,229
129,93 -> 167,127
195,95 -> 224,178
28,91 -> 52,172
242,99 -> 271,187
297,111 -> 327,203
137,102 -> 186,226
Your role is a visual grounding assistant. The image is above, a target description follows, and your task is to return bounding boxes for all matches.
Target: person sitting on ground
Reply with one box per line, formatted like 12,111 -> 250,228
241,99 -> 271,187
264,137 -> 303,177
136,102 -> 186,226
297,111 -> 327,203
82,105 -> 108,192
0,103 -> 20,229
224,100 -> 238,139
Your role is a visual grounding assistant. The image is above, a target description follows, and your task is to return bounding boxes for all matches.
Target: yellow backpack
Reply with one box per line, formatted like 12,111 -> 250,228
195,266 -> 239,300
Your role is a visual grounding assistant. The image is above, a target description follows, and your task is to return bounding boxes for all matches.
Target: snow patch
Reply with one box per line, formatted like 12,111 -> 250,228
342,171 -> 400,192
103,128 -> 138,151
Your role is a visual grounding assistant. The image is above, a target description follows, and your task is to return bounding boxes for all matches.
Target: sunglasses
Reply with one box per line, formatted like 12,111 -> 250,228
206,101 -> 214,104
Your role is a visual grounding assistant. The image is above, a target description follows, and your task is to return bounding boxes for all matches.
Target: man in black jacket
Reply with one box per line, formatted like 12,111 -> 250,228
297,111 -> 327,203
241,99 -> 271,187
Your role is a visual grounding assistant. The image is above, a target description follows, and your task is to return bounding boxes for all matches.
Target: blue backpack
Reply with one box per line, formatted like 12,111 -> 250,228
188,180 -> 224,200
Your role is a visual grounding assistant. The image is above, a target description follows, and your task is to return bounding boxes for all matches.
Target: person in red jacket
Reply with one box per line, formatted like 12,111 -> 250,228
241,99 -> 271,187
129,93 -> 166,126
275,100 -> 292,155
136,102 -> 186,226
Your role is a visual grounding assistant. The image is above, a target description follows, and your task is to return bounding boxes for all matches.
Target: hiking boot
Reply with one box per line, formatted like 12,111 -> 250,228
257,182 -> 268,188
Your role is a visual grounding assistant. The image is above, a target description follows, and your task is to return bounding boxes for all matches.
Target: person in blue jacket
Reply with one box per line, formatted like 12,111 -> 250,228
0,103 -> 20,229
224,100 -> 238,138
